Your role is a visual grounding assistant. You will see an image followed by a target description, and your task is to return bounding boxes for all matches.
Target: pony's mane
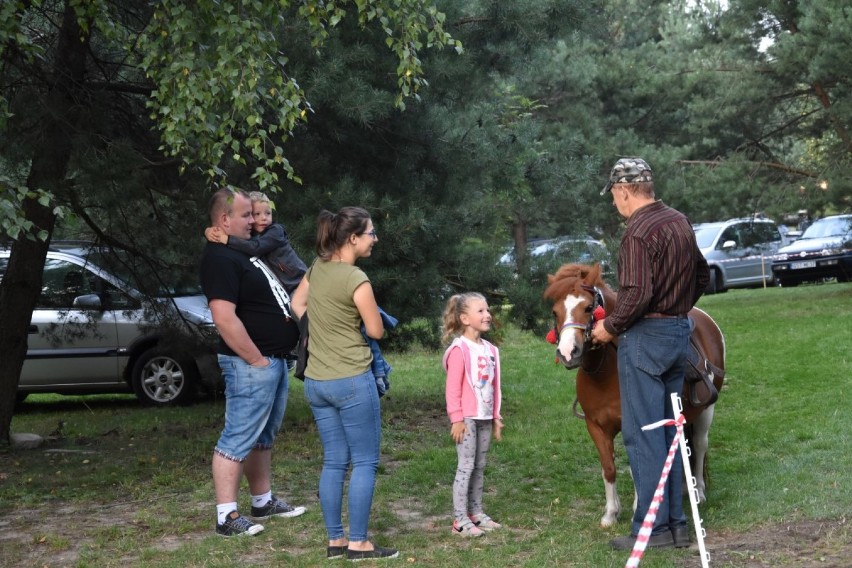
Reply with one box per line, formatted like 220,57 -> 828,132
543,263 -> 605,301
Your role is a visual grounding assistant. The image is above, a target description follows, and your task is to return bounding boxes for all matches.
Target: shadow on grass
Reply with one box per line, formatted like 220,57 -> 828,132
14,393 -> 141,414
14,390 -> 232,416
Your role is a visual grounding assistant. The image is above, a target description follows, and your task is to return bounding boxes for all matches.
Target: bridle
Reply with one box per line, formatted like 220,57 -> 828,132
551,284 -> 606,364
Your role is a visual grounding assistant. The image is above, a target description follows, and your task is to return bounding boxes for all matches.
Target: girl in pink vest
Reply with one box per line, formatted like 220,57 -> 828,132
442,292 -> 504,537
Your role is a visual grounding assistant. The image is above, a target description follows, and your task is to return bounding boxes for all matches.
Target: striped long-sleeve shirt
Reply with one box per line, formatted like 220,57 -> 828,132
603,200 -> 709,336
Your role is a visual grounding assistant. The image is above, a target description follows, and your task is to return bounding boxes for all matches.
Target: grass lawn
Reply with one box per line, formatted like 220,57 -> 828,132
2,282 -> 850,567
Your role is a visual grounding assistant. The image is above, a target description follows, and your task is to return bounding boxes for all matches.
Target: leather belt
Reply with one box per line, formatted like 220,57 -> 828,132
644,313 -> 686,319
266,352 -> 291,359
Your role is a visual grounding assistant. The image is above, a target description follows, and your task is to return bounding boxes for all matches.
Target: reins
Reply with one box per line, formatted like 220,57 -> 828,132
581,341 -> 610,375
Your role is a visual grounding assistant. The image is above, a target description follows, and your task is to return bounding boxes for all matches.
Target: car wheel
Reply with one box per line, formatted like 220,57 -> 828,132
706,268 -> 725,294
131,348 -> 198,406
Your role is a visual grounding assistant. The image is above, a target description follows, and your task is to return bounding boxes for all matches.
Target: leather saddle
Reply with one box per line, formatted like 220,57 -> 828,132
684,319 -> 725,408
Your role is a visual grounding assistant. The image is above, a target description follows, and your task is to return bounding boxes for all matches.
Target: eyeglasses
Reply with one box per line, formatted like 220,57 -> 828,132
365,230 -> 378,239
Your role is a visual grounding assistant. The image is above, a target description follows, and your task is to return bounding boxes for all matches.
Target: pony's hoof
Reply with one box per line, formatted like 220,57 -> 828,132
600,515 -> 618,528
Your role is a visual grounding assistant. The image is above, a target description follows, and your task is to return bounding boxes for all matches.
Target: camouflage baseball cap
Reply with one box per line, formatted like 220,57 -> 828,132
600,157 -> 653,195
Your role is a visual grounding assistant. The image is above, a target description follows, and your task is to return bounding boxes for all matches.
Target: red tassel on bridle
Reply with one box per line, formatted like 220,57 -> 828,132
547,285 -> 607,364
545,328 -> 558,344
545,306 -> 607,362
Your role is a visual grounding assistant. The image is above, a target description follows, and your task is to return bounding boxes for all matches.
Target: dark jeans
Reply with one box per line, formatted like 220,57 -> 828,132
618,317 -> 690,536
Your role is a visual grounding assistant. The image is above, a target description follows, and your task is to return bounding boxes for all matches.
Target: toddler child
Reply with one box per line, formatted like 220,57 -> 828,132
205,191 -> 307,295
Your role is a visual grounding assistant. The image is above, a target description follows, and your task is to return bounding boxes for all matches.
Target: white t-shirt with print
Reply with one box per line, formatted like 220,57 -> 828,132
461,336 -> 496,419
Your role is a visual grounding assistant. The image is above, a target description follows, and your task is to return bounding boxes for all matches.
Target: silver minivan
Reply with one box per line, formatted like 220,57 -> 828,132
693,217 -> 789,293
1,243 -> 218,406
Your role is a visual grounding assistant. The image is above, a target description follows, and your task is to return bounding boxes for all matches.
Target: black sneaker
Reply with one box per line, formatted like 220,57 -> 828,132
327,545 -> 346,560
216,511 -> 264,537
346,545 -> 399,561
671,525 -> 691,548
251,495 -> 307,519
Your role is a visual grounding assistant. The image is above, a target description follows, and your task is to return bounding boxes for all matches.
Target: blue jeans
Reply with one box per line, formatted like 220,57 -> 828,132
618,317 -> 690,536
304,370 -> 382,542
214,355 -> 289,461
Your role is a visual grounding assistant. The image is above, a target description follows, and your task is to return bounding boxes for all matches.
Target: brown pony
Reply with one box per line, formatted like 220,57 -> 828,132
543,263 -> 725,528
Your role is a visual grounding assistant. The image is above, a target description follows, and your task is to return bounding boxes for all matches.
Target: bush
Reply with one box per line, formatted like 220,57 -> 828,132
384,316 -> 442,352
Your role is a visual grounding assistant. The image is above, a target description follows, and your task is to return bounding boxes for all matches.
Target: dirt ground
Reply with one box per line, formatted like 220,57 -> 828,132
0,501 -> 847,567
681,517 -> 849,567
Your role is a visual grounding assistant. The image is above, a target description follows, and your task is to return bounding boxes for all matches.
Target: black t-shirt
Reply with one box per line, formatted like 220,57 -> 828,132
200,243 -> 298,357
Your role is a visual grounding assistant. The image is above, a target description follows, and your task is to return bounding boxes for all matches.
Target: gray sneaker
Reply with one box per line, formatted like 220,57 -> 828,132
251,495 -> 307,519
216,511 -> 264,537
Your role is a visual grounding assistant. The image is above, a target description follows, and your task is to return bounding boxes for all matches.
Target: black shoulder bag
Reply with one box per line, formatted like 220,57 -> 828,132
294,311 -> 309,380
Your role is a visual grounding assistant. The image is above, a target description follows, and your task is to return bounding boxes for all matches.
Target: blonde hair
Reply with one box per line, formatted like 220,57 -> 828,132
248,191 -> 275,210
441,292 -> 487,344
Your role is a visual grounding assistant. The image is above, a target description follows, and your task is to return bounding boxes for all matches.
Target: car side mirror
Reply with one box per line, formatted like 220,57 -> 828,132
72,294 -> 102,310
721,240 -> 737,250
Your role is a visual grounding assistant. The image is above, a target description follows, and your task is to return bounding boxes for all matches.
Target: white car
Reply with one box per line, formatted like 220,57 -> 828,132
1,243 -> 219,406
500,236 -> 612,274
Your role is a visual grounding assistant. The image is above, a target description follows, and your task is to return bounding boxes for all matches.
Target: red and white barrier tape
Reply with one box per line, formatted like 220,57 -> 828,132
624,414 -> 685,567
624,394 -> 711,568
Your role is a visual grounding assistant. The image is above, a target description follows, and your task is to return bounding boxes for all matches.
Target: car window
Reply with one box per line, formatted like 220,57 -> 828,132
739,225 -> 758,248
754,223 -> 780,245
800,216 -> 852,239
694,225 -> 721,248
718,225 -> 741,248
39,259 -> 97,309
740,224 -> 765,248
38,258 -> 138,310
83,249 -> 203,297
0,252 -> 145,312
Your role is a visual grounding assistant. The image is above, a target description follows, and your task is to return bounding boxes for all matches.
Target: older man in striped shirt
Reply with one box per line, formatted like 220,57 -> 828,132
591,157 -> 709,551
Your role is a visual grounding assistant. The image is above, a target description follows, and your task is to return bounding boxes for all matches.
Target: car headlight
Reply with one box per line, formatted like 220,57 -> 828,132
776,253 -> 788,261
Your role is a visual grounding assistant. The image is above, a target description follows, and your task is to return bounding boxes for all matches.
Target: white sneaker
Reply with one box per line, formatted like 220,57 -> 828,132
452,519 -> 484,537
469,513 -> 502,531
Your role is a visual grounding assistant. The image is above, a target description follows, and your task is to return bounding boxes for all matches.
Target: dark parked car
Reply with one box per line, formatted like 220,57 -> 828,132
771,214 -> 852,287
0,242 -> 218,406
693,217 -> 789,293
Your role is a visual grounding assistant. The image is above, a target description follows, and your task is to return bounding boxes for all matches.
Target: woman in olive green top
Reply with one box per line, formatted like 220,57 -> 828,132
291,206 -> 397,561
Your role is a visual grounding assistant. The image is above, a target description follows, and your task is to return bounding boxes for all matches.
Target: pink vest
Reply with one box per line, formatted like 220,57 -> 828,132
443,337 -> 502,423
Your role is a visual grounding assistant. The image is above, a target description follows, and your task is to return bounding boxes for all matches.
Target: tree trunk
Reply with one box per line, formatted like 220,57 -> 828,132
811,82 -> 852,155
0,6 -> 88,443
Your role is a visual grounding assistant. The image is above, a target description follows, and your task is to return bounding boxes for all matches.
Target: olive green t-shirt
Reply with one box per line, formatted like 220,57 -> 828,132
304,259 -> 373,380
